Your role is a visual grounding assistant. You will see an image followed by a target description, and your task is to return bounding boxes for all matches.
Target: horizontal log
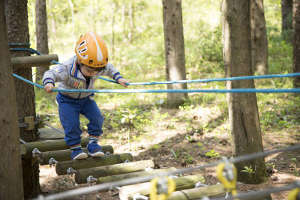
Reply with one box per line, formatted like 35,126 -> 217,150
39,146 -> 114,165
75,160 -> 154,184
97,167 -> 177,184
119,174 -> 205,200
11,54 -> 58,68
21,137 -> 89,157
168,184 -> 225,200
56,153 -> 133,175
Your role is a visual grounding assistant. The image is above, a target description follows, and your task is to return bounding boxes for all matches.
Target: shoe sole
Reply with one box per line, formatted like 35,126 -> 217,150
88,152 -> 105,157
73,152 -> 88,160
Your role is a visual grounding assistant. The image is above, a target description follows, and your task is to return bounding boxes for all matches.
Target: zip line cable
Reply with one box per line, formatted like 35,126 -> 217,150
12,73 -> 300,93
33,143 -> 300,200
204,181 -> 300,200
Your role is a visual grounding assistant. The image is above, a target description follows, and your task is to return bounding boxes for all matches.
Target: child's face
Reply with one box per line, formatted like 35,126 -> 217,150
80,64 -> 105,77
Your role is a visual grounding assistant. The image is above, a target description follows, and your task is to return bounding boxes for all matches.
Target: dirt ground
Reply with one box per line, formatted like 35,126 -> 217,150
38,107 -> 300,200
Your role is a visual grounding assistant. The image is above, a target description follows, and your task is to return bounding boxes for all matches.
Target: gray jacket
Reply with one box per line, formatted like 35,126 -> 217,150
42,56 -> 123,99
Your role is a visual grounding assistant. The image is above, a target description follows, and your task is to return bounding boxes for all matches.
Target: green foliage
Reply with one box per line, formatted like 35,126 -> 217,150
241,166 -> 255,174
204,149 -> 220,158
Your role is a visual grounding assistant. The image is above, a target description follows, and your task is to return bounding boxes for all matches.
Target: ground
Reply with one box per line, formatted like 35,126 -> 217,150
38,105 -> 300,200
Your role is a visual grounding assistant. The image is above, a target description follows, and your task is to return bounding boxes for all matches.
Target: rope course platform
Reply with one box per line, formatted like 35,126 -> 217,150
9,47 -> 300,200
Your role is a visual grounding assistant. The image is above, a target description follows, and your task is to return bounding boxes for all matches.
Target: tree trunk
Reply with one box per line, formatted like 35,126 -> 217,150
251,0 -> 268,75
293,0 -> 300,88
5,0 -> 40,197
35,0 -> 49,82
0,2 -> 24,199
222,0 -> 266,184
282,0 -> 293,42
162,0 -> 188,107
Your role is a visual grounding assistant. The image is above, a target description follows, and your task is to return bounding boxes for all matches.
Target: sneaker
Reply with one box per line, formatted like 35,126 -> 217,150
71,148 -> 88,160
87,142 -> 105,157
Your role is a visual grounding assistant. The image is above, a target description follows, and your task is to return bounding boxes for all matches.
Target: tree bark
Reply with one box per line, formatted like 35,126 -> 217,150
5,0 -> 40,197
222,0 -> 266,184
282,0 -> 293,42
293,0 -> 300,88
251,0 -> 268,75
35,0 -> 49,82
0,2 -> 24,199
162,0 -> 188,107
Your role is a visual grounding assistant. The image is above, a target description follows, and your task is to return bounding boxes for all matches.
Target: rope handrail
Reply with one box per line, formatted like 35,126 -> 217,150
98,72 -> 300,86
33,143 -> 300,200
12,73 -> 300,93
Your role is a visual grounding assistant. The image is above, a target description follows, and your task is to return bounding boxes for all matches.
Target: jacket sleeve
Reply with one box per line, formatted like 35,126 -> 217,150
100,63 -> 123,81
42,64 -> 69,86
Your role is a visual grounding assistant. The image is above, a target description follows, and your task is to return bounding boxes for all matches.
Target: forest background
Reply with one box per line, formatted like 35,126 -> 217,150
25,0 -> 299,198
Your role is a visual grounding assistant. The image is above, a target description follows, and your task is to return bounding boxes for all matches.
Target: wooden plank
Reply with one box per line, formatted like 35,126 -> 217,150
21,137 -> 89,157
75,160 -> 155,184
11,54 -> 58,68
56,153 -> 133,175
39,146 -> 114,165
97,168 -> 177,184
119,174 -> 205,200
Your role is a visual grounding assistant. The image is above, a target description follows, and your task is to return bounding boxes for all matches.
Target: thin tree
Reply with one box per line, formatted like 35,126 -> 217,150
222,0 -> 266,183
282,0 -> 293,42
162,0 -> 188,108
251,0 -> 268,75
293,0 -> 300,88
35,0 -> 49,82
0,1 -> 24,199
5,0 -> 40,197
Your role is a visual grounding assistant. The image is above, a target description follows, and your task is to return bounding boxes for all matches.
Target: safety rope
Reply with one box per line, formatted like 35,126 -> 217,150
98,72 -> 300,86
33,143 -> 300,200
204,181 -> 300,200
12,73 -> 300,93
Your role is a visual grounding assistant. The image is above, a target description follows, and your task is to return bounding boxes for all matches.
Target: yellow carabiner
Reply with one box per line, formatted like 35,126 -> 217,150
288,188 -> 300,200
216,161 -> 238,197
150,177 -> 176,200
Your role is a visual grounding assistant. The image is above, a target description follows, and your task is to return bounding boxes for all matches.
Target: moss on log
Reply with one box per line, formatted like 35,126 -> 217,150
97,167 -> 177,184
21,137 -> 89,157
39,146 -> 114,165
119,174 -> 205,200
56,153 -> 133,175
75,160 -> 155,184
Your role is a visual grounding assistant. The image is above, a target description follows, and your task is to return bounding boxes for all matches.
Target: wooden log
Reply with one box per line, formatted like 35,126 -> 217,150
39,146 -> 114,165
11,54 -> 58,68
21,137 -> 89,157
167,184 -> 225,200
75,160 -> 155,184
56,153 -> 133,175
119,174 -> 205,200
97,168 -> 177,184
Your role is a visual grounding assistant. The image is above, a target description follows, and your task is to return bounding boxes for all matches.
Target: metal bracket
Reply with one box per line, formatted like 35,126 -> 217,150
19,116 -> 35,130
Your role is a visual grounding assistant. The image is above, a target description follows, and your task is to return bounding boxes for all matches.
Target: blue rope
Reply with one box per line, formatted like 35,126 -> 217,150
98,72 -> 300,86
12,73 -> 300,93
10,47 -> 41,55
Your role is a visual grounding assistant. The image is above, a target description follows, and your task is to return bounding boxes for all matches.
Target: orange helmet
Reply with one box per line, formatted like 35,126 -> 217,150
75,32 -> 108,68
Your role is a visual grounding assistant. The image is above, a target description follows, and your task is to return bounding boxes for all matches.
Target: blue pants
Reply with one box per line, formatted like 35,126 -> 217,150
56,93 -> 104,147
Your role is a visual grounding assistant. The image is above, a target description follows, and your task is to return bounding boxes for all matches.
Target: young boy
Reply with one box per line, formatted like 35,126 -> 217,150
42,32 -> 128,160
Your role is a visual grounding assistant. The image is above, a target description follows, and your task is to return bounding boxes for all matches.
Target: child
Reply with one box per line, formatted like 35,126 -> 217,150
42,32 -> 128,160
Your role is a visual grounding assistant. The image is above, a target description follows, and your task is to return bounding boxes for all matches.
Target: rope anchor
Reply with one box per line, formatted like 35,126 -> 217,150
150,177 -> 176,200
216,157 -> 238,199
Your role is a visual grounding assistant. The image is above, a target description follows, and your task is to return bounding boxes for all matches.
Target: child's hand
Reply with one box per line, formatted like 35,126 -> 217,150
118,78 -> 129,87
44,83 -> 54,93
